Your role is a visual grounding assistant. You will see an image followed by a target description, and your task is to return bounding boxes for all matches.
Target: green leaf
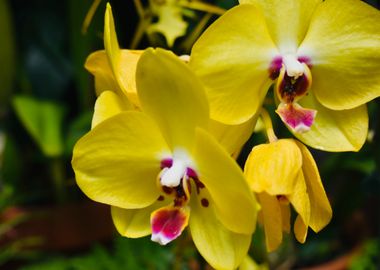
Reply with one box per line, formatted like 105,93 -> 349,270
12,96 -> 65,157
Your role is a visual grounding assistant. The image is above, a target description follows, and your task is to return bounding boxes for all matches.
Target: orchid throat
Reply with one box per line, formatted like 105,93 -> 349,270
270,54 -> 316,133
151,150 -> 207,245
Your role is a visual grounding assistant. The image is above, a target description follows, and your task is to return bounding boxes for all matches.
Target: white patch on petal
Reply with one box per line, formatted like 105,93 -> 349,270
283,54 -> 304,79
160,148 -> 195,187
151,232 -> 172,245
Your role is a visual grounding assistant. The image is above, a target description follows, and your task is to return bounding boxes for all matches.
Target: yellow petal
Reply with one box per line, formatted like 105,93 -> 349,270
287,171 -> 310,243
244,139 -> 302,195
298,0 -> 380,110
295,141 -> 332,232
190,4 -> 277,124
296,92 -> 368,152
91,90 -> 131,129
72,112 -> 169,209
294,215 -> 308,244
280,203 -> 291,233
84,50 -> 120,96
104,4 -> 142,106
257,192 -> 283,252
240,0 -> 321,53
239,256 -> 269,270
189,190 -> 251,270
208,115 -> 257,156
136,48 -> 209,149
194,128 -> 258,234
111,200 -> 167,238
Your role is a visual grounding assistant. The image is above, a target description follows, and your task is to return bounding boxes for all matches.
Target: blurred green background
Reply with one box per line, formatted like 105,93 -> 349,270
0,0 -> 379,269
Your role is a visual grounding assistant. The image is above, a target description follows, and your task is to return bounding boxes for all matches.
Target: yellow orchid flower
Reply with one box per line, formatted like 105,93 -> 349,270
190,0 -> 379,152
73,48 -> 258,270
244,110 -> 332,252
86,4 -> 257,156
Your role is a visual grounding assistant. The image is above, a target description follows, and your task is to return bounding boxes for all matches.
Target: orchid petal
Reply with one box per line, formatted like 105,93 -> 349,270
244,139 -> 302,195
91,91 -> 131,128
136,48 -> 209,149
208,115 -> 257,156
240,0 -> 321,53
111,200 -> 167,238
257,192 -> 283,252
194,128 -> 258,234
295,141 -> 332,232
190,5 -> 277,124
298,0 -> 380,110
72,112 -> 169,209
84,50 -> 121,97
190,190 -> 251,270
104,4 -> 142,106
280,203 -> 291,233
295,92 -> 368,152
287,171 -> 310,243
294,215 -> 308,244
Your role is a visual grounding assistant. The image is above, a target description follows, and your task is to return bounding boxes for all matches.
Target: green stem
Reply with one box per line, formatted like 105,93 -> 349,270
260,108 -> 278,143
50,158 -> 66,204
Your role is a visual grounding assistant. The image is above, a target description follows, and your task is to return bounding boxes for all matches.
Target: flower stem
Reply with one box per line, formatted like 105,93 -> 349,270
51,158 -> 66,204
260,108 -> 278,143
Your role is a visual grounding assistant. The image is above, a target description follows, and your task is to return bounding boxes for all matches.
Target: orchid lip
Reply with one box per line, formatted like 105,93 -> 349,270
158,149 -> 205,207
151,206 -> 190,245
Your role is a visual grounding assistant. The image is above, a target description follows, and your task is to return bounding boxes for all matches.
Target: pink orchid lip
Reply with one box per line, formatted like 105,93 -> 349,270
151,206 -> 189,245
276,103 -> 317,133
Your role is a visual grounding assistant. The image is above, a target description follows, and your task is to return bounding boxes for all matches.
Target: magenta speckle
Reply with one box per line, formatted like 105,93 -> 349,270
298,56 -> 312,68
186,167 -> 198,179
160,158 -> 173,169
269,56 -> 283,80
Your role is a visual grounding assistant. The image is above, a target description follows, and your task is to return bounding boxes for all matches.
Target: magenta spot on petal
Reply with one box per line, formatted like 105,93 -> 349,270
162,186 -> 173,195
201,198 -> 209,207
297,56 -> 312,68
269,56 -> 283,80
186,167 -> 198,179
160,159 -> 173,169
151,207 -> 188,245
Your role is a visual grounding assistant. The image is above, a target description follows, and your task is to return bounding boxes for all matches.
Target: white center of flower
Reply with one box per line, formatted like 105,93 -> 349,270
282,54 -> 304,79
160,149 -> 194,187
160,159 -> 187,187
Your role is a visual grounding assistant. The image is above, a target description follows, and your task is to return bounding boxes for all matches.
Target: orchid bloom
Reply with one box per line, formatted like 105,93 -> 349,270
244,110 -> 332,251
72,48 -> 258,270
189,0 -> 380,152
85,4 -> 257,156
244,138 -> 332,251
